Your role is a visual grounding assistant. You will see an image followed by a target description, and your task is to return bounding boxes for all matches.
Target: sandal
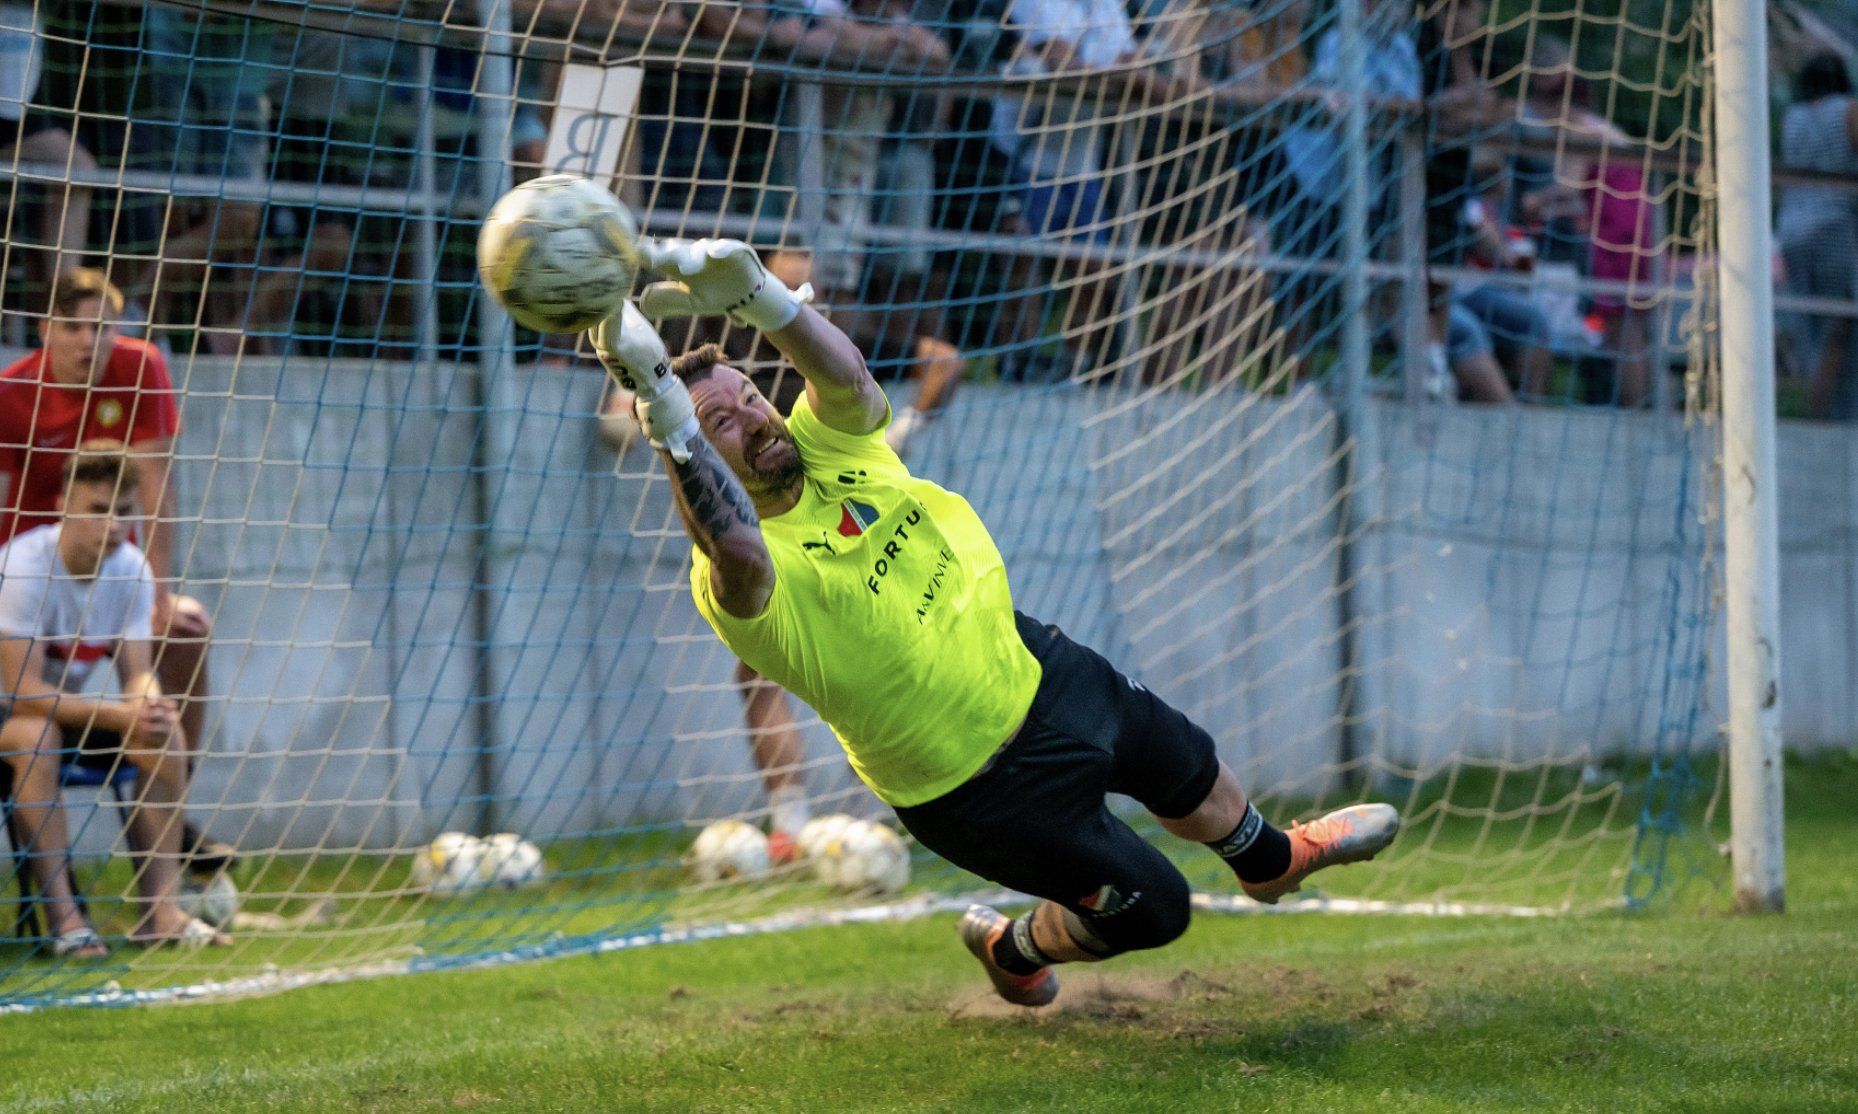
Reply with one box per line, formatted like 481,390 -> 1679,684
49,926 -> 109,960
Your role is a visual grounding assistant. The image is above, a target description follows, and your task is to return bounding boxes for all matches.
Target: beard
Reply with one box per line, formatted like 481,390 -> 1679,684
746,436 -> 804,493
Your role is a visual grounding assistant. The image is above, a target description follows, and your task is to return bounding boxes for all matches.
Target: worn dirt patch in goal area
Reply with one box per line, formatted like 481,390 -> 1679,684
945,967 -> 1239,1022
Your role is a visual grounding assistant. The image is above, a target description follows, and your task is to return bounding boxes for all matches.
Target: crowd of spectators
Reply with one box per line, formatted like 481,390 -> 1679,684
0,1 -> 1837,414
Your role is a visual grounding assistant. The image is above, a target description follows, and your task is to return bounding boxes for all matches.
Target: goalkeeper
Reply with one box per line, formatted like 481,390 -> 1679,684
597,238 -> 1400,1007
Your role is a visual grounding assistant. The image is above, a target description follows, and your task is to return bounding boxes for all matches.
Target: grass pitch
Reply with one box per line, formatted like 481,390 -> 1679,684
3,753 -> 1855,1113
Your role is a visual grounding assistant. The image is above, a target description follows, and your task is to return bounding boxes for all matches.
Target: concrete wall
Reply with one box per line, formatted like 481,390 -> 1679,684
101,359 -> 1849,850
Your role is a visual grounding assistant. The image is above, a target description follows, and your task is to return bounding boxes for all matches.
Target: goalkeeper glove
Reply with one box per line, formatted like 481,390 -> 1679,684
589,301 -> 700,463
638,237 -> 814,332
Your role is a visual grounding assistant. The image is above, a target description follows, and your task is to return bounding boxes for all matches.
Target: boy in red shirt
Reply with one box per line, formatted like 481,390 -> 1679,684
0,269 -> 231,870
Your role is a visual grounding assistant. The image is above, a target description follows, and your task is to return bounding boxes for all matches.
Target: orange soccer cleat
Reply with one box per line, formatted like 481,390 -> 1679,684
1240,803 -> 1400,905
958,905 -> 1059,1008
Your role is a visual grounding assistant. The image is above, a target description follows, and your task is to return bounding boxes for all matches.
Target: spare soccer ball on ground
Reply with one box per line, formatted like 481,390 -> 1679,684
686,819 -> 771,884
794,813 -> 860,862
811,818 -> 911,895
476,832 -> 547,890
476,173 -> 640,333
411,831 -> 487,896
176,871 -> 240,927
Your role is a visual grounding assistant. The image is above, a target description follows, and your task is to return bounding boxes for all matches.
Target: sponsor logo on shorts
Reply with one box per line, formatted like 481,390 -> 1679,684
1078,884 -> 1142,917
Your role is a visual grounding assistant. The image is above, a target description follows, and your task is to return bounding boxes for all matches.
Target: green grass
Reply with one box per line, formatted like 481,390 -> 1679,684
1,753 -> 1853,1112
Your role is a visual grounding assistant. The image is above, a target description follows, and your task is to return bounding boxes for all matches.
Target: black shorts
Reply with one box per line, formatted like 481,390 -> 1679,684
895,613 -> 1220,948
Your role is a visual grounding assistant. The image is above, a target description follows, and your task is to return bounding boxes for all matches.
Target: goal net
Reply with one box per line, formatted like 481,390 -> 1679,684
0,0 -> 1724,1009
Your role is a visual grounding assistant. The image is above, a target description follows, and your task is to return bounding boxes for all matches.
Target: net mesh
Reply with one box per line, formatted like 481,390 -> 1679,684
0,0 -> 1726,1009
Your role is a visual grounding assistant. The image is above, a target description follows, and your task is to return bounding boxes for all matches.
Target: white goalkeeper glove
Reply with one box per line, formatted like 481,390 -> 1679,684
589,301 -> 700,463
637,237 -> 814,332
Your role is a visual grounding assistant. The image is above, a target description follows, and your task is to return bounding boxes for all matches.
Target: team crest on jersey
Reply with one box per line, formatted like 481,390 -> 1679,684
96,399 -> 123,428
836,498 -> 880,537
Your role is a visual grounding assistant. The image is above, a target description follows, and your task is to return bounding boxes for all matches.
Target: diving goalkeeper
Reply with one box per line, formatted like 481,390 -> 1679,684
598,238 -> 1400,1007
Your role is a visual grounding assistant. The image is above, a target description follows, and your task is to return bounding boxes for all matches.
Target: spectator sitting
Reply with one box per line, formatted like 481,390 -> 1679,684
0,441 -> 231,954
0,1 -> 98,299
249,29 -> 400,357
1456,149 -> 1554,398
1133,0 -> 1314,386
989,0 -> 1205,380
1274,0 -> 1420,366
0,268 -> 232,874
118,7 -> 276,355
751,0 -> 958,451
1415,0 -> 1512,404
1776,52 -> 1858,421
1517,39 -> 1664,408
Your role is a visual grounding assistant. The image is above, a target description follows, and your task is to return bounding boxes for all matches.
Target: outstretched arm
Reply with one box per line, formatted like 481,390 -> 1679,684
639,238 -> 888,436
661,438 -> 774,618
766,304 -> 888,437
591,301 -> 775,618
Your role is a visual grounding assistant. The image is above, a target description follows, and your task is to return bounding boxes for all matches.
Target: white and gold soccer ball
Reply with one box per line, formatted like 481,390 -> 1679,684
176,871 -> 240,927
794,813 -> 861,862
476,173 -> 640,333
811,818 -> 911,895
687,820 -> 772,884
476,832 -> 547,891
411,831 -> 487,896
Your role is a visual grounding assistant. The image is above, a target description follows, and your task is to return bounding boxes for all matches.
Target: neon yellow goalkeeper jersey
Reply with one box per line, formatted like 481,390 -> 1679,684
690,393 -> 1041,807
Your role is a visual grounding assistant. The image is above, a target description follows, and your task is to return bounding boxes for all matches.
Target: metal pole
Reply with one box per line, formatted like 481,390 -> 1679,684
472,0 -> 517,835
1330,0 -> 1373,785
415,47 -> 440,360
1712,0 -> 1784,913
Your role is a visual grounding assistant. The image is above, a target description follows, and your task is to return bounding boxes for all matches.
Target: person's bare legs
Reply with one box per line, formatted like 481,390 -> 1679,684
126,201 -> 264,328
734,658 -> 804,796
1454,350 -> 1517,404
1611,309 -> 1655,408
120,725 -> 227,943
1520,340 -> 1556,401
910,335 -> 965,412
1809,316 -> 1852,420
4,129 -> 98,280
154,596 -> 212,775
732,659 -> 809,860
0,716 -> 99,949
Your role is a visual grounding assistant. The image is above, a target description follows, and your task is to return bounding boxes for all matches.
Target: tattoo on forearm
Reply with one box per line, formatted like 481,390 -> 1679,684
668,438 -> 760,557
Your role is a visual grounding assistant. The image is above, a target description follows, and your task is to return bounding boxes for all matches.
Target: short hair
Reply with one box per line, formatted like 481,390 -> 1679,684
671,344 -> 728,384
47,268 -> 126,319
1798,53 -> 1854,103
61,439 -> 138,496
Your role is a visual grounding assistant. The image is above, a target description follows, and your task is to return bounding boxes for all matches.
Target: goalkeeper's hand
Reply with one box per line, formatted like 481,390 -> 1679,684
589,301 -> 700,463
637,237 -> 814,332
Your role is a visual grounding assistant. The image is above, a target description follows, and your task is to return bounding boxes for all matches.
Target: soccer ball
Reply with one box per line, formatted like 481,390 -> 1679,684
476,832 -> 547,890
411,831 -> 487,896
176,872 -> 240,927
687,820 -> 771,884
811,819 -> 911,895
476,173 -> 640,333
795,813 -> 861,862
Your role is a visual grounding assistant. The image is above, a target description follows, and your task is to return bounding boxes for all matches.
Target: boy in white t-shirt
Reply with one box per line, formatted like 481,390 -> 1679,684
0,442 -> 228,956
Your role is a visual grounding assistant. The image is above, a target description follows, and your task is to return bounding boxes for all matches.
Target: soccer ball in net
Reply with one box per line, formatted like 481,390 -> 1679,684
476,173 -> 640,334
687,820 -> 771,884
176,871 -> 240,927
811,819 -> 911,895
794,813 -> 860,862
476,832 -> 547,890
410,831 -> 487,896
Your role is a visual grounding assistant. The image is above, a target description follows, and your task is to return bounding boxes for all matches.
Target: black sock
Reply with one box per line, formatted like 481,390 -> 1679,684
990,913 -> 1050,976
1205,803 -> 1293,883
